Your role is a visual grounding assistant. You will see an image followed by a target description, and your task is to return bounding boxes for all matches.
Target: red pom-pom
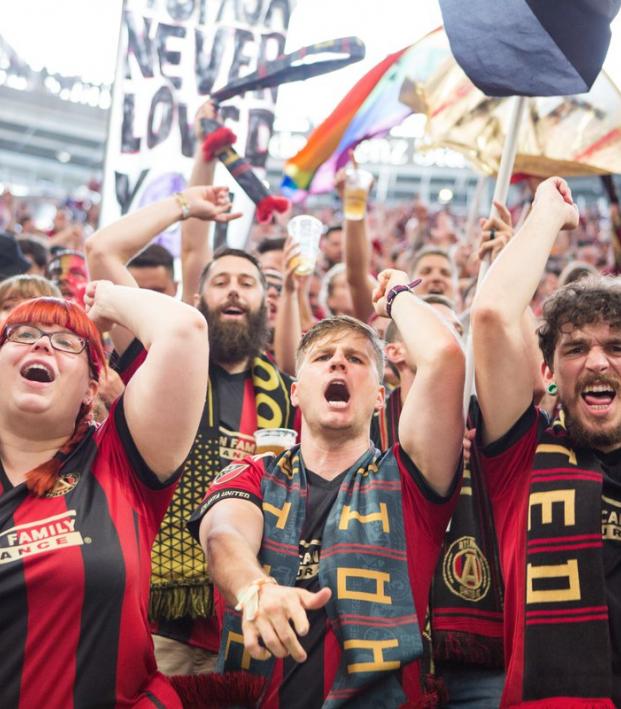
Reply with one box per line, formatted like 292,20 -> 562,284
510,172 -> 529,184
256,195 -> 290,224
202,127 -> 237,161
170,671 -> 266,708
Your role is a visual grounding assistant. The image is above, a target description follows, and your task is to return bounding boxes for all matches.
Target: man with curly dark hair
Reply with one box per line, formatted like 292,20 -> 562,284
538,278 -> 621,451
472,176 -> 621,708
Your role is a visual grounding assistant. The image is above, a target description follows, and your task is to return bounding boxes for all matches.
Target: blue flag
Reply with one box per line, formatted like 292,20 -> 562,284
439,0 -> 620,97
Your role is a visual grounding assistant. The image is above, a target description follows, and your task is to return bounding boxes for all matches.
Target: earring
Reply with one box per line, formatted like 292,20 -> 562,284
546,382 -> 558,396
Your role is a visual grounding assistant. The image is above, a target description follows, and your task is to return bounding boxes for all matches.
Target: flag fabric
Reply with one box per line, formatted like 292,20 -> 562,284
439,0 -> 621,97
398,30 -> 621,179
211,37 -> 365,103
200,118 -> 290,224
281,45 -> 425,197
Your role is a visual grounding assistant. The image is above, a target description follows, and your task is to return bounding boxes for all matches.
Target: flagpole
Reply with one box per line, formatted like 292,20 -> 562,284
463,94 -> 527,418
464,173 -> 487,245
98,0 -> 127,230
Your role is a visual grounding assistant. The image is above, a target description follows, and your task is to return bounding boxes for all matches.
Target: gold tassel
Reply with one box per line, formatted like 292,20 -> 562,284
149,582 -> 214,621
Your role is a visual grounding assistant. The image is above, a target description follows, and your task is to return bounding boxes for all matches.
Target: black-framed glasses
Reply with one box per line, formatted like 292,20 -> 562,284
5,324 -> 87,355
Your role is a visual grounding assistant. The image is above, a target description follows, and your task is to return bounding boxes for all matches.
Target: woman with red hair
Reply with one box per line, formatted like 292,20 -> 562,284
0,279 -> 209,707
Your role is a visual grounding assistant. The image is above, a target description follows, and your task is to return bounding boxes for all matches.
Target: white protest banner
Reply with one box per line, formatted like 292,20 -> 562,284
101,0 -> 297,253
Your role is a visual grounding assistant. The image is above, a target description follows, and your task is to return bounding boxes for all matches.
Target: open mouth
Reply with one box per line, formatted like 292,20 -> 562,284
220,303 -> 246,317
581,383 -> 617,411
20,362 -> 55,383
324,379 -> 350,409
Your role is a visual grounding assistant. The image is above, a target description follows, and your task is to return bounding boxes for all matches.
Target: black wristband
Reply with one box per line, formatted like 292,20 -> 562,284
385,278 -> 422,319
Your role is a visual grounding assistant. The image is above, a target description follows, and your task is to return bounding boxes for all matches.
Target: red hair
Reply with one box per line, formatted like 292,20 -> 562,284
0,297 -> 105,378
0,297 -> 106,496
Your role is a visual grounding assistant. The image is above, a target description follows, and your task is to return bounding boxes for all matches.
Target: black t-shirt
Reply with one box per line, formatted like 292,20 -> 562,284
594,447 -> 621,706
214,366 -> 249,431
280,468 -> 347,709
213,366 -> 254,467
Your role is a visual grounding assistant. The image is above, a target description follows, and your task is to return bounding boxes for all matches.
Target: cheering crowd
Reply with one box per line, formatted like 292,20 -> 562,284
2,104 -> 621,709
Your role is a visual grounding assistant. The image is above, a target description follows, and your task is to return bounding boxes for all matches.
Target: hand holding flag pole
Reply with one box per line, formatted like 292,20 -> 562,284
197,38 -> 365,224
462,95 -> 527,417
200,118 -> 290,224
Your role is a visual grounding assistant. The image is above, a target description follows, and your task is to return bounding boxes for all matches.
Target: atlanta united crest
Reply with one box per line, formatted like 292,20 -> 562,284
442,536 -> 491,602
46,471 -> 81,498
213,463 -> 248,486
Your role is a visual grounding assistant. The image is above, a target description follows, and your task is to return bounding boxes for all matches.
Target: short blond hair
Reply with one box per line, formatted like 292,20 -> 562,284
296,315 -> 384,380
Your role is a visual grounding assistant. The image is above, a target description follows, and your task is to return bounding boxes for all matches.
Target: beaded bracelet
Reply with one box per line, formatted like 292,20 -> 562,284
235,576 -> 278,621
175,191 -> 191,220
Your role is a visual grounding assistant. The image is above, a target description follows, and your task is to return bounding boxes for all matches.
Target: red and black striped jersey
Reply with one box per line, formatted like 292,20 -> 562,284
0,398 -> 182,709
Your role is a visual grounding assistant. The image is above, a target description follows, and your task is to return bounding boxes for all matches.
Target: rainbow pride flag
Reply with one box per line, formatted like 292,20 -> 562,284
281,40 -> 441,197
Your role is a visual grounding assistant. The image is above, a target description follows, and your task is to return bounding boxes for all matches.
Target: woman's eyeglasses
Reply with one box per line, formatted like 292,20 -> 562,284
5,324 -> 87,355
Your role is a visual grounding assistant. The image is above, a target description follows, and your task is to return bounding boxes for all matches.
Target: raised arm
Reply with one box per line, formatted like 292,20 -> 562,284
335,169 -> 375,322
273,240 -> 303,376
86,186 -> 237,353
85,281 -> 208,481
199,498 -> 331,663
477,202 -> 546,404
344,218 -> 375,321
373,269 -> 465,496
471,177 -> 579,444
86,186 -> 232,285
180,100 -> 222,304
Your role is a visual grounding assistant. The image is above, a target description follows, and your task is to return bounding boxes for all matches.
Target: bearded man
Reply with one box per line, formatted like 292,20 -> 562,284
86,195 -> 296,677
139,248 -> 296,672
472,176 -> 621,707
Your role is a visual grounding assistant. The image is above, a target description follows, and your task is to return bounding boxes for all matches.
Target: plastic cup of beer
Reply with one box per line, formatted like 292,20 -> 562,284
254,428 -> 297,455
344,167 -> 373,221
287,215 -> 323,276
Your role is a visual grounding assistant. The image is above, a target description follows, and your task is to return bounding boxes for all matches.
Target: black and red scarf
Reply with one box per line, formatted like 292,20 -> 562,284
514,418 -> 613,705
378,391 -> 505,668
430,430 -> 504,669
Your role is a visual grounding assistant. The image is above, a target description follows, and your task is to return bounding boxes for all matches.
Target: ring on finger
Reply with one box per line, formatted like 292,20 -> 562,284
489,227 -> 496,240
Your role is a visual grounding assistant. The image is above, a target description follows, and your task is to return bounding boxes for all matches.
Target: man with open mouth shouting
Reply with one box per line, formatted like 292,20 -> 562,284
189,267 -> 465,707
472,176 -> 621,708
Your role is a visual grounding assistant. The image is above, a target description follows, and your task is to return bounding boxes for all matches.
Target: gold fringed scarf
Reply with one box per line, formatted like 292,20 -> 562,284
149,353 -> 293,621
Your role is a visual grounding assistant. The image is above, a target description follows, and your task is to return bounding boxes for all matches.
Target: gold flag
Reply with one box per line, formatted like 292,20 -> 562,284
401,29 -> 621,178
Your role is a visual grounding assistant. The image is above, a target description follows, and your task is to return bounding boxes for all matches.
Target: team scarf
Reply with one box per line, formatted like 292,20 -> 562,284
149,353 -> 293,622
430,400 -> 504,668
377,390 -> 504,668
512,415 -> 614,706
218,446 -> 423,708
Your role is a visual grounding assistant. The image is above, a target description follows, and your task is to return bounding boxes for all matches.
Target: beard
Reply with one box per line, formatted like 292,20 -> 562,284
197,296 -> 269,365
562,376 -> 621,451
563,405 -> 621,451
